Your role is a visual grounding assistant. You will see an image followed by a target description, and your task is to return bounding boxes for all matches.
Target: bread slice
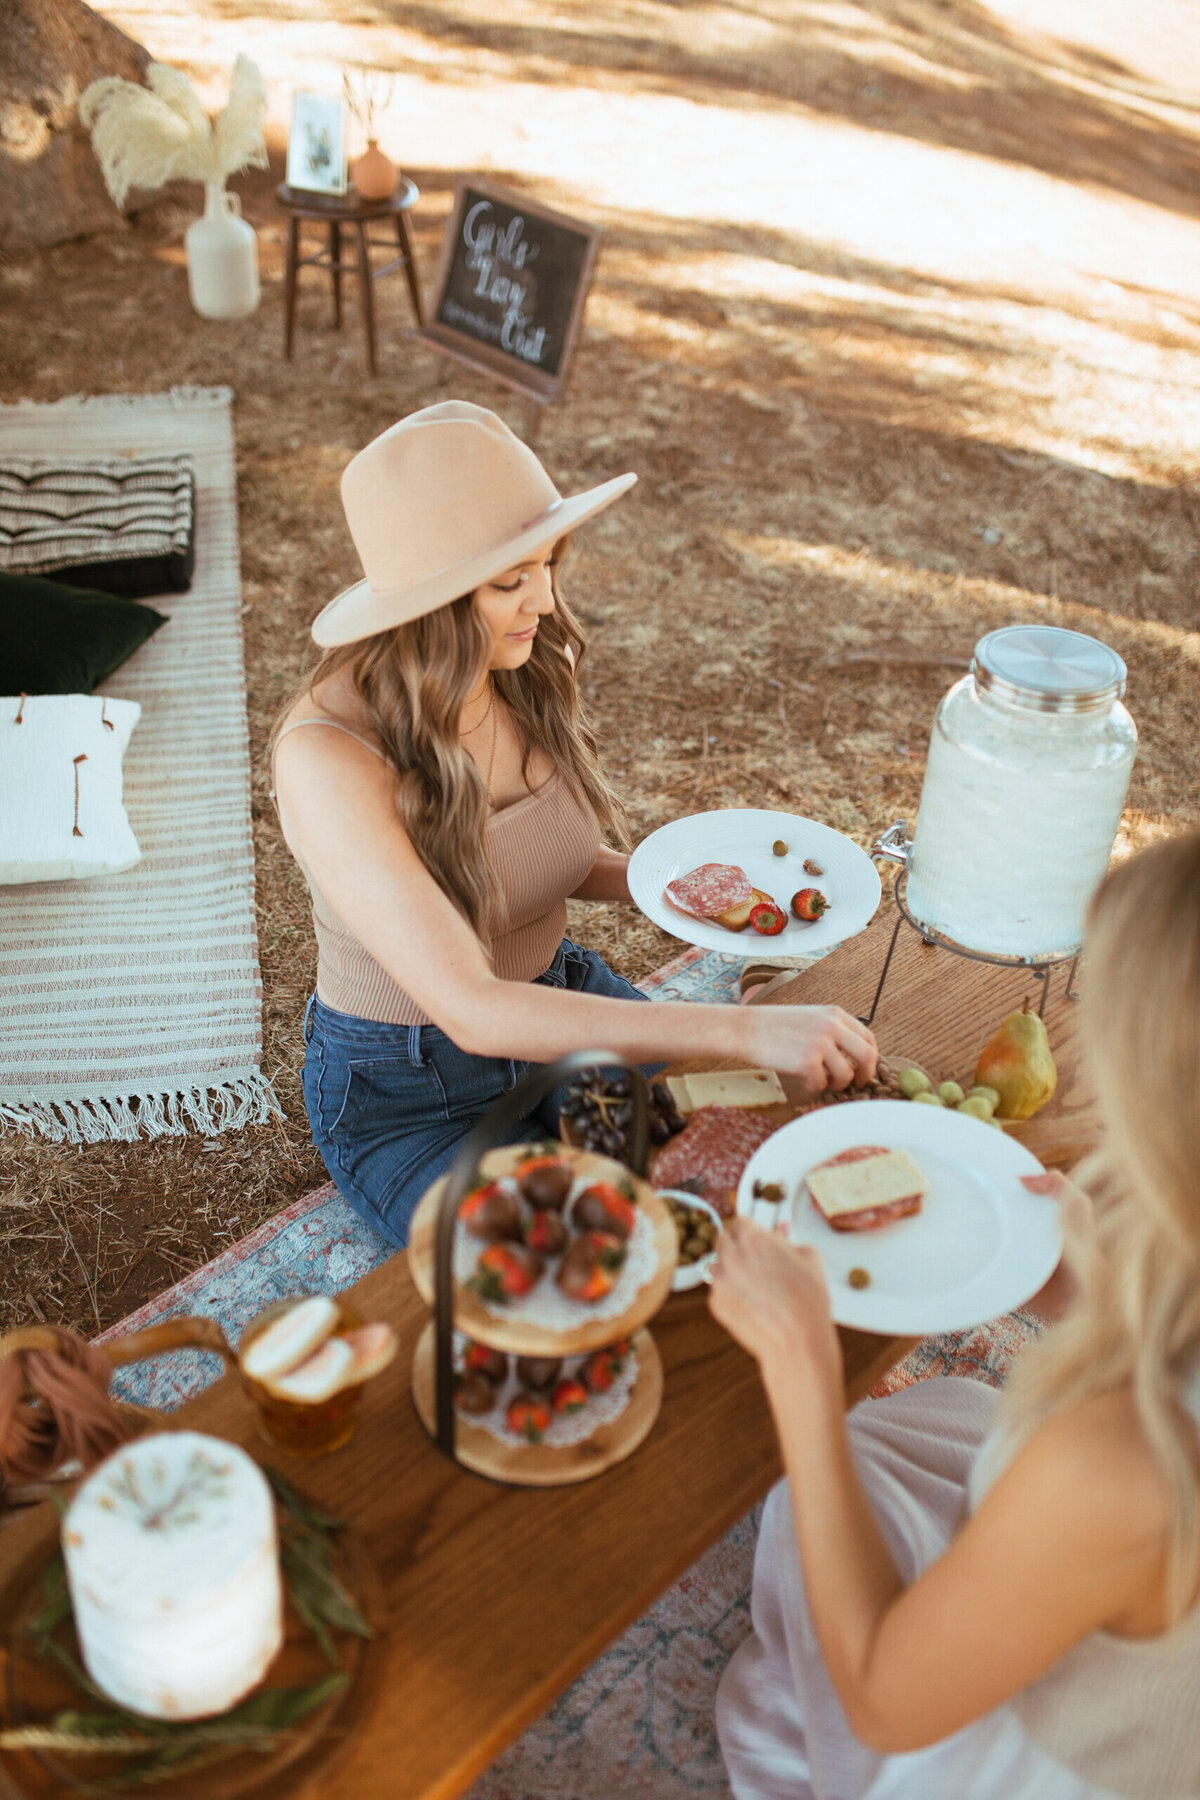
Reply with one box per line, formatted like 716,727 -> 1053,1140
806,1147 -> 926,1232
714,886 -> 777,932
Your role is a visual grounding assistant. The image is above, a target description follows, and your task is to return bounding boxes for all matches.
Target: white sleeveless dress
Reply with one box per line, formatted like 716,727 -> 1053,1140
716,1373 -> 1200,1800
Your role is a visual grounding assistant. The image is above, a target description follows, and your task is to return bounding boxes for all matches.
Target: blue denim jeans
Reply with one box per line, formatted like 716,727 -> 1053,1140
301,939 -> 651,1248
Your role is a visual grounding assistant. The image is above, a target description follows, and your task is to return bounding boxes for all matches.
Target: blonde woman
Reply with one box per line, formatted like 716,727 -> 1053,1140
273,402 -> 877,1245
710,829 -> 1200,1800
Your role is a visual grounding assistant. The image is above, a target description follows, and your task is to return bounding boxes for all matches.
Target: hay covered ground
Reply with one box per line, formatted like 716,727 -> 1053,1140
1,0 -> 1197,1334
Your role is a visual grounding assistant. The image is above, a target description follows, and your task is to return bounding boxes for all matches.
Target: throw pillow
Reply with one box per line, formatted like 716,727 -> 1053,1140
0,455 -> 196,597
0,571 -> 166,694
0,693 -> 142,883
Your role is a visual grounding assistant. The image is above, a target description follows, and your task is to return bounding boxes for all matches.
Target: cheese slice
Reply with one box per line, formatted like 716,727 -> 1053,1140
806,1148 -> 926,1222
667,1069 -> 786,1115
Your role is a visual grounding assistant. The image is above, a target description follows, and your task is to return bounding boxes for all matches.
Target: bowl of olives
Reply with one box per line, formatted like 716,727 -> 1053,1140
659,1190 -> 723,1291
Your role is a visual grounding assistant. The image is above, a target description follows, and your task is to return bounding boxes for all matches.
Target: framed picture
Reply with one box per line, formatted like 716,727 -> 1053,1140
286,92 -> 348,196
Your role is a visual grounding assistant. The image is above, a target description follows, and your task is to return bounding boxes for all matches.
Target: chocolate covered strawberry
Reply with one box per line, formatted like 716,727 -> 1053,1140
791,888 -> 829,922
524,1207 -> 567,1257
506,1393 -> 551,1443
471,1242 -> 544,1303
515,1355 -> 562,1391
460,1181 -> 523,1242
551,1377 -> 589,1415
582,1341 -> 630,1393
557,1231 -> 627,1302
455,1370 -> 496,1415
462,1341 -> 508,1382
571,1181 -> 637,1241
515,1154 -> 573,1209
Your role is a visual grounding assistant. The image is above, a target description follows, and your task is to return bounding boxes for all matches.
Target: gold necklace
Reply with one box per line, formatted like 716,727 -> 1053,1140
483,694 -> 499,804
461,680 -> 494,737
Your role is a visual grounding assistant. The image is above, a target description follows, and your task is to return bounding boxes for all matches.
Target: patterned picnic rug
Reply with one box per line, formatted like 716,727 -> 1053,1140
100,943 -> 1040,1797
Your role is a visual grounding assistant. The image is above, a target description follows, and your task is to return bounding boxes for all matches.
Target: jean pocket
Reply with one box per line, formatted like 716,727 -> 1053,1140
323,1050 -> 451,1141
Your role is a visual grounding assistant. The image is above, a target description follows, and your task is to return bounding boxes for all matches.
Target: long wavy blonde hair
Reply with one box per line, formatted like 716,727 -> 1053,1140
280,547 -> 628,942
999,830 -> 1200,1619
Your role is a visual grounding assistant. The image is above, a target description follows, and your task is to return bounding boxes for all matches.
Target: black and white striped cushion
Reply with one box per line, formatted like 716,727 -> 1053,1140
0,455 -> 196,598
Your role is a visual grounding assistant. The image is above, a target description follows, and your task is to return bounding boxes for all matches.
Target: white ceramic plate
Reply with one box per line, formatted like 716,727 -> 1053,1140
736,1099 -> 1060,1334
658,1190 -> 724,1292
628,809 -> 881,956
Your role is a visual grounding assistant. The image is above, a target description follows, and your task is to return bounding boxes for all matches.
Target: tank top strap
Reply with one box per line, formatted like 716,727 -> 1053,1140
273,715 -> 389,762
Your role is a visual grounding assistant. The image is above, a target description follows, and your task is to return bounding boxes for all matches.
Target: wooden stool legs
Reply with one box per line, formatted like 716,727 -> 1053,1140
329,219 -> 342,330
354,220 -> 377,377
283,214 -> 300,360
394,211 -> 424,327
280,193 -> 421,373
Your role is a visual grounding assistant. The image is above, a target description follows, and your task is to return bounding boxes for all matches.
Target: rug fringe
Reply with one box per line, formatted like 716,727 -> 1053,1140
7,386 -> 233,413
0,1072 -> 283,1146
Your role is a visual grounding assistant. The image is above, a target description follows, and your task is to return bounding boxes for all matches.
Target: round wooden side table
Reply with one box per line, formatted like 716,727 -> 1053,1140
277,180 -> 424,376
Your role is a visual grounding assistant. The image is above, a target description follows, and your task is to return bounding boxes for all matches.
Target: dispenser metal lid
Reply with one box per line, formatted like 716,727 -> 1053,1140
972,626 -> 1127,715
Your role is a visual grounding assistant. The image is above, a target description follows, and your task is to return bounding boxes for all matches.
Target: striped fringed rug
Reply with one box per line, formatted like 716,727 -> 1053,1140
0,388 -> 281,1143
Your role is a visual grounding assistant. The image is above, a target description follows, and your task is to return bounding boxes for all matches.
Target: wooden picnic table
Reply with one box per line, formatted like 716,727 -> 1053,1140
0,900 -> 1097,1800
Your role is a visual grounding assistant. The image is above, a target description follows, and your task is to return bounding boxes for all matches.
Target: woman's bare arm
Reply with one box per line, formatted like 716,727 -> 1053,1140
708,1221 -> 1175,1754
569,845 -> 631,903
275,730 -> 876,1084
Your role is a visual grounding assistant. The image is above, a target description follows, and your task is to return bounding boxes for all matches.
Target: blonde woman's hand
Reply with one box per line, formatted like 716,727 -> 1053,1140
707,1216 -> 843,1401
739,1003 -> 878,1092
1020,1169 -> 1094,1321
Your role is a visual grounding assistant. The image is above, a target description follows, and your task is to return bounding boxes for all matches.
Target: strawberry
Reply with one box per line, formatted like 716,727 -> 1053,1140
506,1393 -> 551,1443
557,1231 -> 627,1302
551,1377 -> 589,1415
571,1181 -> 637,1241
748,901 -> 787,936
470,1242 -> 544,1303
582,1341 -> 630,1393
462,1341 -> 508,1382
791,887 -> 829,923
459,1181 -> 523,1242
515,1154 -> 573,1210
524,1208 -> 567,1256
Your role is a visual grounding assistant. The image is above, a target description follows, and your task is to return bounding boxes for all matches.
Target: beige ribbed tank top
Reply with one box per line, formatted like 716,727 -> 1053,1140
968,1357 -> 1200,1800
275,717 -> 601,1027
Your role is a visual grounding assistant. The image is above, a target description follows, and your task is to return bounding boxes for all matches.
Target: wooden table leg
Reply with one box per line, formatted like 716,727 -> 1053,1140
354,219 -> 377,376
283,214 -> 300,359
394,210 -> 424,326
329,219 -> 342,330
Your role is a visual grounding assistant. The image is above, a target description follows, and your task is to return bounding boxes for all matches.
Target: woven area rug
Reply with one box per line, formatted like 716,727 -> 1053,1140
98,942 -> 1040,1798
0,387 -> 281,1143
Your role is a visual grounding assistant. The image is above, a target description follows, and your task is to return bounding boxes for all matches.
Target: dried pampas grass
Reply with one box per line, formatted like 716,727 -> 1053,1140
79,56 -> 268,209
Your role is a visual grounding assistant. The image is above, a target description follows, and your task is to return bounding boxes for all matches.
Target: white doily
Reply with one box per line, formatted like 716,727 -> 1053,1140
454,1333 -> 638,1448
454,1175 -> 660,1326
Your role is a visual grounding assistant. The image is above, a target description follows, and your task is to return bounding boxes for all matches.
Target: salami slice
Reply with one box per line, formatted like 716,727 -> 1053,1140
653,1105 -> 779,1217
664,863 -> 754,921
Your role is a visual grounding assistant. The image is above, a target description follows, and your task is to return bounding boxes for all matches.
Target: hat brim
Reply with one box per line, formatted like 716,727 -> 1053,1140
311,471 -> 637,648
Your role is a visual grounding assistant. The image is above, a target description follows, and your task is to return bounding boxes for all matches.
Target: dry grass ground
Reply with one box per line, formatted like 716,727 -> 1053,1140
1,0 -> 1197,1335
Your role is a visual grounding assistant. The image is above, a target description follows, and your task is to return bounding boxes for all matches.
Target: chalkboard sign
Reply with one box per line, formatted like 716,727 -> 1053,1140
418,179 -> 601,413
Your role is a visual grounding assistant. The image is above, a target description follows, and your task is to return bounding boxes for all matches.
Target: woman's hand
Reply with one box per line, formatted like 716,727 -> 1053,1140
1019,1169 -> 1094,1321
738,1002 -> 877,1091
707,1216 -> 843,1402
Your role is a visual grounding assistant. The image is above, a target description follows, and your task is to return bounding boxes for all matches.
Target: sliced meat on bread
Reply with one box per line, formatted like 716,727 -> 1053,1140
806,1145 -> 926,1232
665,863 -> 754,922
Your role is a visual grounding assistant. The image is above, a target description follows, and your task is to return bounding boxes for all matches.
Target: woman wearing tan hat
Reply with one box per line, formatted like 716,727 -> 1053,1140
274,402 -> 876,1246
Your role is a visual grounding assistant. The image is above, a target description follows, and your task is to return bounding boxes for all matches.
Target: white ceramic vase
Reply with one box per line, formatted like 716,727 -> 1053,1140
185,182 -> 260,320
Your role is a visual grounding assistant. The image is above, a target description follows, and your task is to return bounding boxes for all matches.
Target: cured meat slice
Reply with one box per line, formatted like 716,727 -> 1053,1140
653,1105 -> 779,1217
665,863 -> 754,922
806,1146 -> 926,1232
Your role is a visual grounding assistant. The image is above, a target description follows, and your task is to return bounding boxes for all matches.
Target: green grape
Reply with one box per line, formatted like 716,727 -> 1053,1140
911,1091 -> 945,1107
968,1085 -> 1001,1109
897,1067 -> 932,1098
957,1096 -> 995,1120
937,1081 -> 966,1105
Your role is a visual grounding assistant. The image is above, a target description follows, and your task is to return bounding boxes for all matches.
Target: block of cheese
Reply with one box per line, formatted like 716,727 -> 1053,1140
806,1146 -> 926,1232
63,1432 -> 283,1719
665,1069 -> 786,1114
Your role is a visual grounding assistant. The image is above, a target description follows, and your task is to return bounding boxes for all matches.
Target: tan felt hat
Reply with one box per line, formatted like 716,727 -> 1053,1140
311,401 -> 637,647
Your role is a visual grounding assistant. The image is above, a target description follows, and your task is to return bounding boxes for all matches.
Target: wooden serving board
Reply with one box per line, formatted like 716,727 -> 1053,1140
411,1326 -> 664,1487
407,1145 -> 677,1356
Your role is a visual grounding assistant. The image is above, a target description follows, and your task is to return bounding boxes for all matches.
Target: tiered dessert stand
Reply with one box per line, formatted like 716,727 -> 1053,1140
407,1052 -> 677,1486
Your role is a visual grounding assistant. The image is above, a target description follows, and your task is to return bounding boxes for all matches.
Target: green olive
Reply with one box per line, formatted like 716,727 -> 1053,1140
968,1085 -> 1001,1109
957,1096 -> 995,1120
911,1091 -> 945,1107
772,839 -> 788,856
897,1067 -> 932,1098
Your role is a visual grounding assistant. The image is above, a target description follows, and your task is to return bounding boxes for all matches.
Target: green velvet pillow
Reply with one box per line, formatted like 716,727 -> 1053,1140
0,571 -> 167,694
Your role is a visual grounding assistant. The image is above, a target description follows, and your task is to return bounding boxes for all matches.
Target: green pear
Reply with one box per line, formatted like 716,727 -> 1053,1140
974,1005 -> 1057,1120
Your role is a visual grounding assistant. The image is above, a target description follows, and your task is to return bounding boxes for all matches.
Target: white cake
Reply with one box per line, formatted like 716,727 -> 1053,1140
62,1431 -> 283,1720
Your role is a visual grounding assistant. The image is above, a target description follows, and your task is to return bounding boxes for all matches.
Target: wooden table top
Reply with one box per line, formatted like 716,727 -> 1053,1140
0,900 -> 1098,1800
